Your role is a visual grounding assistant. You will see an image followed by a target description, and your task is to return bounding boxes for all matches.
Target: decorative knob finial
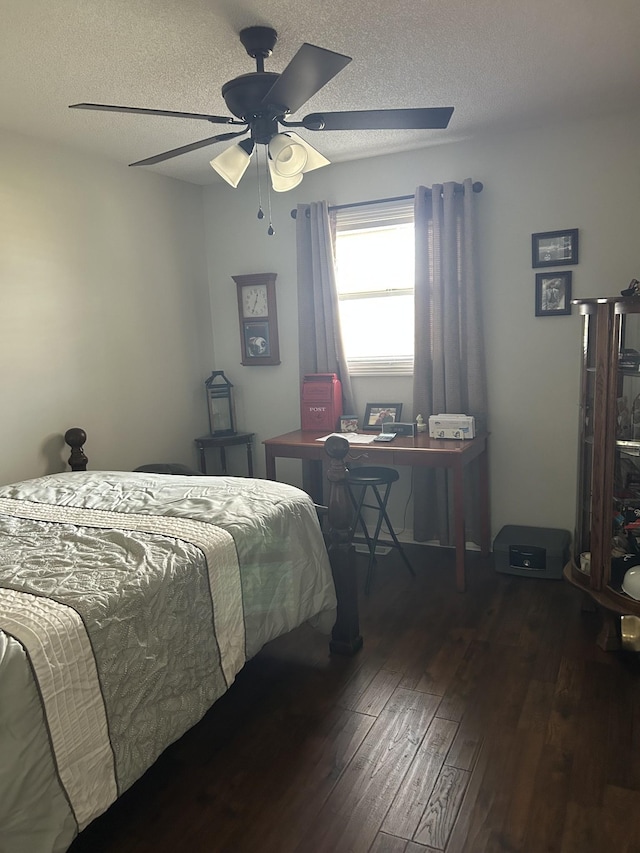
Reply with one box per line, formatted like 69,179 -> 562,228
64,427 -> 88,471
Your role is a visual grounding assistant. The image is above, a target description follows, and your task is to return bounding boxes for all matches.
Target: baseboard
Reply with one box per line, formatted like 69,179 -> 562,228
354,544 -> 391,556
384,532 -> 482,551
354,535 -> 481,552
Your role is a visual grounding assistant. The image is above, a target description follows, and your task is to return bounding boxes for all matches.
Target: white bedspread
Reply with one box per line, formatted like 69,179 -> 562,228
0,472 -> 336,853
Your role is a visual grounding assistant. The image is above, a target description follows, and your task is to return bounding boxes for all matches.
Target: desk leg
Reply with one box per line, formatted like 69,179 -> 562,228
265,448 -> 276,480
478,447 -> 491,557
219,446 -> 227,475
453,464 -> 466,593
246,441 -> 254,477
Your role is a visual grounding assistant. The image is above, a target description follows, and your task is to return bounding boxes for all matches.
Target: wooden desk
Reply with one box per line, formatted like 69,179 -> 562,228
263,429 -> 490,592
194,432 -> 255,476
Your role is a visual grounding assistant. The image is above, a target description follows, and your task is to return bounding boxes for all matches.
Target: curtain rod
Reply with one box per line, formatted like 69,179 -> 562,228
290,181 -> 483,219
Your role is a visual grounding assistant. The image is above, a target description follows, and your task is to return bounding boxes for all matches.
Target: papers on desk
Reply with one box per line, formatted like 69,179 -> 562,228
316,432 -> 376,444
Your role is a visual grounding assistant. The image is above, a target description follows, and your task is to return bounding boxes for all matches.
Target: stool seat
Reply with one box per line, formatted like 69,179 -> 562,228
347,466 -> 399,487
347,464 -> 415,594
134,463 -> 203,476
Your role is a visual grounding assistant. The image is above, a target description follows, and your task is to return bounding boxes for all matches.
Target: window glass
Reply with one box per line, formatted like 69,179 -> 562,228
334,200 -> 414,375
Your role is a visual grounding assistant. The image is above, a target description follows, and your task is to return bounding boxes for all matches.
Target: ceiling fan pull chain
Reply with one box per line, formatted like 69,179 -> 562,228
266,174 -> 275,236
256,148 -> 265,220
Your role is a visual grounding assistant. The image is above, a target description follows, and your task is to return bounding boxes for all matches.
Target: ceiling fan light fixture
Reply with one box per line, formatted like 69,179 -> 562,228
210,138 -> 254,187
268,133 -> 308,177
285,132 -> 331,174
267,157 -> 304,192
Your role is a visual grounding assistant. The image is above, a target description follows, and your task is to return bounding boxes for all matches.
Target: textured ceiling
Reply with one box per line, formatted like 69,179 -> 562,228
2,0 -> 639,185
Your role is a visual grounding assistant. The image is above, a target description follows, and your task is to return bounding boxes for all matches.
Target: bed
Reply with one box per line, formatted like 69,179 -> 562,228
0,431 -> 359,853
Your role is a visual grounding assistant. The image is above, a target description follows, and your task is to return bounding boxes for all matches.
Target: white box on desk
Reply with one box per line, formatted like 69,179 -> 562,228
428,414 -> 475,439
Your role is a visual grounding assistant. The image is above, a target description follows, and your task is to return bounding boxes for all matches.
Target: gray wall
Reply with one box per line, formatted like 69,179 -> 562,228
0,130 -> 213,482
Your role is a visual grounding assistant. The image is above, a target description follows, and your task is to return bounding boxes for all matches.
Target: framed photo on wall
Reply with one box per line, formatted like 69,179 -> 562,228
532,229 -> 579,268
363,403 -> 403,431
535,271 -> 572,316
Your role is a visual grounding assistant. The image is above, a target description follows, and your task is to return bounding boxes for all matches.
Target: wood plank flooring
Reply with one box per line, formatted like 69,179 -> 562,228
69,546 -> 640,853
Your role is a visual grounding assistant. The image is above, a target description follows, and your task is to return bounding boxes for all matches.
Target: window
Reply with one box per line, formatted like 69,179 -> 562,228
334,199 -> 415,376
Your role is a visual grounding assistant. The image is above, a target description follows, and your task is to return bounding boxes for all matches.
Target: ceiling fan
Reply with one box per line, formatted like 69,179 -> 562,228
69,26 -> 454,193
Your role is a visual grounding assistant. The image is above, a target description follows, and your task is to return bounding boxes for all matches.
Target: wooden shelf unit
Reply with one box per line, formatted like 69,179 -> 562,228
567,296 -> 640,647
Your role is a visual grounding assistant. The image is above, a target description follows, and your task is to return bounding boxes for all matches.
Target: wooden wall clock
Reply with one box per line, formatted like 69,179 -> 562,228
232,273 -> 281,366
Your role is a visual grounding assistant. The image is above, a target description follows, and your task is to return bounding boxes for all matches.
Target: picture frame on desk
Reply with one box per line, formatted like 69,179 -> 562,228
340,416 -> 359,433
363,403 -> 403,431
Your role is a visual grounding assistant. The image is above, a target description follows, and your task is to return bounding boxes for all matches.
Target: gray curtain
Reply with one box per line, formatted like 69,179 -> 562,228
296,201 -> 354,412
412,178 -> 487,545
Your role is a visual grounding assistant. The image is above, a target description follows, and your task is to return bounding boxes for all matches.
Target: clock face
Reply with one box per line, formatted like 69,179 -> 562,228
242,284 -> 268,318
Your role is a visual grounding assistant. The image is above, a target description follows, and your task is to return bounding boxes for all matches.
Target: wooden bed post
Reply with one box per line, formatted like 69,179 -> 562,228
324,434 -> 362,656
64,427 -> 88,472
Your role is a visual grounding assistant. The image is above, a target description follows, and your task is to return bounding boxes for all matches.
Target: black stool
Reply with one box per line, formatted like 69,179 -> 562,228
347,466 -> 415,594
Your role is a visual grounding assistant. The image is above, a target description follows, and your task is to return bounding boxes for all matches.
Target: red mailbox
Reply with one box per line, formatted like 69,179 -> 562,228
300,373 -> 343,432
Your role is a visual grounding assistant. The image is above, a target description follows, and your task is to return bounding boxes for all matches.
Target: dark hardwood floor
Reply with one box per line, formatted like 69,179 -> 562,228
69,546 -> 640,853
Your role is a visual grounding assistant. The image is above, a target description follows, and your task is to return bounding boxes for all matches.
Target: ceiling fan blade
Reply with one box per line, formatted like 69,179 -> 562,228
129,130 -> 248,167
70,103 -> 242,125
262,43 -> 351,115
301,106 -> 455,131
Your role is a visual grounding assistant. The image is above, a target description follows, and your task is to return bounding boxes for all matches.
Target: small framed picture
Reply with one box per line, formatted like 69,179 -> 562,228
532,229 -> 579,268
363,403 -> 403,431
242,321 -> 271,358
535,271 -> 572,316
340,416 -> 359,433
